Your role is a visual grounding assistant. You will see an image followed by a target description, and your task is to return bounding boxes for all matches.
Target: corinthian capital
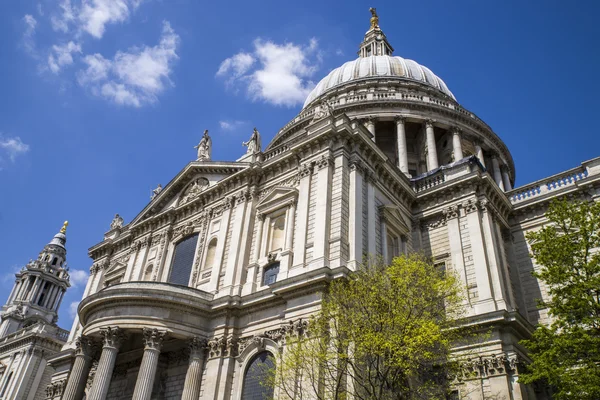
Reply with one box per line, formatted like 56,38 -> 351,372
142,328 -> 166,351
188,336 -> 207,359
74,335 -> 96,357
100,327 -> 127,350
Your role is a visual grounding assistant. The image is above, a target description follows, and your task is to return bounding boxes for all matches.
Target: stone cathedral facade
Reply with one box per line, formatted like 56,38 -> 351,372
0,9 -> 591,400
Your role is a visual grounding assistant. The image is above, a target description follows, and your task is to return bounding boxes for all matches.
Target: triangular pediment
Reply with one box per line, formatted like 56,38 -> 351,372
256,187 -> 298,214
380,205 -> 411,234
129,161 -> 250,226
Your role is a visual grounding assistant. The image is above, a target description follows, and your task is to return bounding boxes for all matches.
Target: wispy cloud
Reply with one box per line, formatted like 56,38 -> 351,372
79,0 -> 145,39
77,21 -> 180,107
217,38 -> 321,107
219,120 -> 248,131
48,41 -> 82,74
0,135 -> 30,167
69,269 -> 89,287
22,1 -> 179,107
22,15 -> 38,56
50,0 -> 143,39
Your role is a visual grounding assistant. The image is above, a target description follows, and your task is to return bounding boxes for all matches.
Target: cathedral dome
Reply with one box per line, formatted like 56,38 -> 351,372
303,55 -> 455,109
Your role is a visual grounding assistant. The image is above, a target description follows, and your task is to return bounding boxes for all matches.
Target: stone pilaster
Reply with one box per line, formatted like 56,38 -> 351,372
182,337 -> 207,400
87,327 -> 126,400
62,336 -> 96,400
132,328 -> 166,400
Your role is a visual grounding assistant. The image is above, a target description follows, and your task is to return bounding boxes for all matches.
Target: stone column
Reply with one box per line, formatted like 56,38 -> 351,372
395,117 -> 408,174
425,120 -> 439,171
87,327 -> 126,400
132,328 -> 166,400
62,336 -> 96,400
451,127 -> 464,161
27,276 -> 41,302
501,166 -> 512,191
491,155 -> 505,191
474,142 -> 486,168
365,117 -> 376,142
182,337 -> 207,400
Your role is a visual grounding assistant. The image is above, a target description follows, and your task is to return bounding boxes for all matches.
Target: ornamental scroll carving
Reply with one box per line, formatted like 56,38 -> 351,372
453,354 -> 521,382
45,379 -> 66,399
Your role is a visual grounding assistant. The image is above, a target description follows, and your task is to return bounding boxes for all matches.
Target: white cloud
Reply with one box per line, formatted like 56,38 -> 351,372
69,269 -> 89,287
0,135 -> 30,164
48,41 -> 82,74
51,0 -> 75,33
77,21 -> 180,107
219,120 -> 247,131
217,38 -> 321,107
37,3 -> 44,16
77,53 -> 111,84
22,15 -> 37,55
216,53 -> 255,86
69,301 -> 80,318
79,0 -> 143,39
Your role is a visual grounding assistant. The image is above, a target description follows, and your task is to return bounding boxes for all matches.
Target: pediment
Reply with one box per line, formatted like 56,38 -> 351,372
256,187 -> 298,214
129,161 -> 249,226
380,205 -> 411,234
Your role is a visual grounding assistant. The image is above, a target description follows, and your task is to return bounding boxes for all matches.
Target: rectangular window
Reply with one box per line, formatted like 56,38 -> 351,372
168,234 -> 199,286
262,263 -> 280,286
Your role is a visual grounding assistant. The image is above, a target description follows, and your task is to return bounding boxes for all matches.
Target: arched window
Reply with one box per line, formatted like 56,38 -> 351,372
204,238 -> 218,270
268,215 -> 286,253
241,351 -> 275,400
262,262 -> 280,286
37,281 -> 51,306
52,257 -> 58,265
168,234 -> 199,286
143,264 -> 153,281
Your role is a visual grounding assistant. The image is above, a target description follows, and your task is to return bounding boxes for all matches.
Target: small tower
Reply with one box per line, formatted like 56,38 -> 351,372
0,221 -> 71,338
358,8 -> 394,57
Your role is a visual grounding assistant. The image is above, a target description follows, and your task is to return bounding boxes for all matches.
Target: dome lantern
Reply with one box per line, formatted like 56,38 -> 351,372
359,8 -> 394,58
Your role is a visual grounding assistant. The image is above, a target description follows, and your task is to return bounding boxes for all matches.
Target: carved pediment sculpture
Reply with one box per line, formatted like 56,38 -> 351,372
179,177 -> 210,206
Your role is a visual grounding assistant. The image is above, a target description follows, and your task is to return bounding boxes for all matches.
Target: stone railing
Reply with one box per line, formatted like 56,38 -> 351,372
509,167 -> 589,204
412,156 -> 484,193
56,328 -> 70,342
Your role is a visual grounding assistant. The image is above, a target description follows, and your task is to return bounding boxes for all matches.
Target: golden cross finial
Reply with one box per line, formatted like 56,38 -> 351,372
60,220 -> 69,234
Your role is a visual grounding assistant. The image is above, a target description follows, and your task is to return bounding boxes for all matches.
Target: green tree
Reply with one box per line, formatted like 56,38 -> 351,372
520,199 -> 600,399
269,254 -> 468,400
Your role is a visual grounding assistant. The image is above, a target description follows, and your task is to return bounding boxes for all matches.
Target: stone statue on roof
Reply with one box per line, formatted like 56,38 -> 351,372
194,130 -> 212,161
243,128 -> 262,154
110,214 -> 124,230
151,184 -> 163,200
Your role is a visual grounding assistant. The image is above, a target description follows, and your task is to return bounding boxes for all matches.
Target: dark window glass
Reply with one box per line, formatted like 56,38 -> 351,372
241,352 -> 275,400
262,262 -> 280,286
168,234 -> 199,286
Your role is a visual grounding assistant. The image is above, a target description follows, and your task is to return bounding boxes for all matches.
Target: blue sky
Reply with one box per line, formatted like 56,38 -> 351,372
1,0 -> 599,330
